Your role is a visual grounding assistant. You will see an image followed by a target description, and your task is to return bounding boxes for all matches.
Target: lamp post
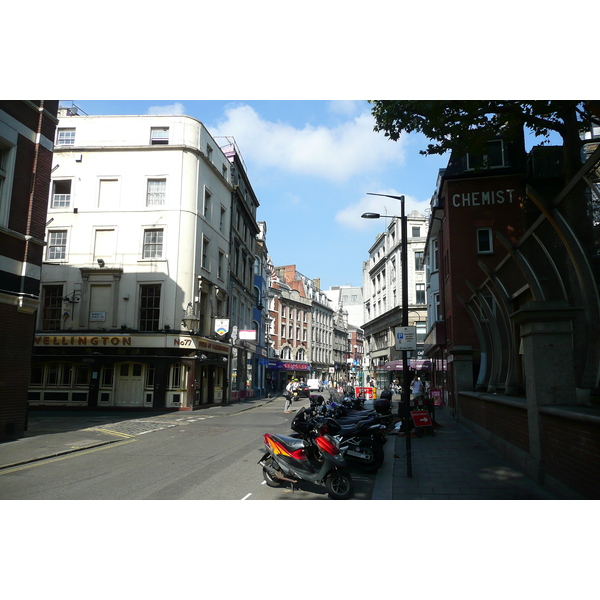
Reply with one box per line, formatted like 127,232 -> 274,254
362,193 -> 412,477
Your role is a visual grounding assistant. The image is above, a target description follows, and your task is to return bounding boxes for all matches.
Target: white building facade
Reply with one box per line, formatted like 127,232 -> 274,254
30,111 -> 237,410
361,210 -> 429,388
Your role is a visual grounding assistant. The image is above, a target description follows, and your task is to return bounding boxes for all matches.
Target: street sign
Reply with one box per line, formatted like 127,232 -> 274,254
411,410 -> 432,427
395,326 -> 417,351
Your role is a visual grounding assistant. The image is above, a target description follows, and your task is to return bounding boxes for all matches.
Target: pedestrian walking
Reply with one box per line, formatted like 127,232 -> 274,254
284,377 -> 298,413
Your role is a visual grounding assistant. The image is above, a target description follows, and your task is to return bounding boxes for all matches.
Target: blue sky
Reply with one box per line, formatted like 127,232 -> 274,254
64,99 -> 451,290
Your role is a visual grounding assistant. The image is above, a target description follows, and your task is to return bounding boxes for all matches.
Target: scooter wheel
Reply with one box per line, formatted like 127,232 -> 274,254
263,465 -> 282,488
357,442 -> 385,473
325,470 -> 354,500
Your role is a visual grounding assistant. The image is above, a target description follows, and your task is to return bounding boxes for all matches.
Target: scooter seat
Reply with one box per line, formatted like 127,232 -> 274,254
269,434 -> 306,452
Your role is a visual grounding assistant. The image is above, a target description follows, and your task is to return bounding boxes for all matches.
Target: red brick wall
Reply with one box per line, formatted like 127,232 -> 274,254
441,174 -> 526,352
459,394 -> 530,453
541,413 -> 600,499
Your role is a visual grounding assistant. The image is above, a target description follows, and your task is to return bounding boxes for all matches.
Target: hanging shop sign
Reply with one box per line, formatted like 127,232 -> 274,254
215,319 -> 230,336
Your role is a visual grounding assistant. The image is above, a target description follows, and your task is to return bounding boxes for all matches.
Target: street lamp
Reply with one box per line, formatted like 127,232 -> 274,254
363,193 -> 412,477
181,302 -> 200,334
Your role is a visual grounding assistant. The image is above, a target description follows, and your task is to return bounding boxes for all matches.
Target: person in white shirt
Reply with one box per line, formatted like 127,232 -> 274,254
284,377 -> 299,413
411,377 -> 423,400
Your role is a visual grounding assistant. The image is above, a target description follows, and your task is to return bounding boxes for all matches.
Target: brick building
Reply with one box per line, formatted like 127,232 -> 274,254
0,100 -> 59,441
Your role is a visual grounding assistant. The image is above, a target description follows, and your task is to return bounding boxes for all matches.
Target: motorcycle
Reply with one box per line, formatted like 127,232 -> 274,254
259,409 -> 354,500
292,407 -> 386,473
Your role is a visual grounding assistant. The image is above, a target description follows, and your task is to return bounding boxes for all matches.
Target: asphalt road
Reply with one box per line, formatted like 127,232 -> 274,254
0,400 -> 378,500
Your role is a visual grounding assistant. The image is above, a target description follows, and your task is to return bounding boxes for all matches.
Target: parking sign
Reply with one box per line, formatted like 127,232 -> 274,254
395,326 -> 417,351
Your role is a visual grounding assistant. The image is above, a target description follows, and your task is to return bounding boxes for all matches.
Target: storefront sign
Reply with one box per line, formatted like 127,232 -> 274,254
215,319 -> 229,336
33,334 -> 230,354
35,335 -> 132,346
452,189 -> 516,208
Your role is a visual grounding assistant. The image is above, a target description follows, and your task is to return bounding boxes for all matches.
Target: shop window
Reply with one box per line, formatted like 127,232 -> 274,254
101,365 -> 114,388
145,365 -> 155,389
169,363 -> 188,390
30,365 -> 44,387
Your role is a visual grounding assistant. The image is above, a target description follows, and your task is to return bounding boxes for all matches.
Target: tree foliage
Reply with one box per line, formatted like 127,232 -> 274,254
369,100 -> 600,179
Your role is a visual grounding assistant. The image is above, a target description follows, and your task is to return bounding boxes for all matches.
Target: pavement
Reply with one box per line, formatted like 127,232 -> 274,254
0,395 -> 559,499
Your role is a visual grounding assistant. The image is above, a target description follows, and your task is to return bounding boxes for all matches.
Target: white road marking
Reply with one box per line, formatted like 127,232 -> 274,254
241,493 -> 252,500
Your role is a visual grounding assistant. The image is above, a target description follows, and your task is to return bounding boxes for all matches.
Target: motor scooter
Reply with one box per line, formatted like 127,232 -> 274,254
259,411 -> 354,500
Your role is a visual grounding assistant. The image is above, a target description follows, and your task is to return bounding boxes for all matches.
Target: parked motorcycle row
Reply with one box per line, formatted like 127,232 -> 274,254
259,392 -> 394,500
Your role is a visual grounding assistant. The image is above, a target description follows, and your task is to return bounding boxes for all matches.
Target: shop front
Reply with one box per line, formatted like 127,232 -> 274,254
29,333 -> 230,410
266,359 -> 311,392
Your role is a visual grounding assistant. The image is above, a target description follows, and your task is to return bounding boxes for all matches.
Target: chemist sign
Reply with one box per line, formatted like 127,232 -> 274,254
395,326 -> 417,351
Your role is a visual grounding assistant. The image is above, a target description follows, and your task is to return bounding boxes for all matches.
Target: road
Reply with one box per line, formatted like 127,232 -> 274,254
0,399 -> 378,500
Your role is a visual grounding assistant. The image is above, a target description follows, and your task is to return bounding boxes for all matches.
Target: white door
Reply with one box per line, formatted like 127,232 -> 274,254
114,362 -> 144,406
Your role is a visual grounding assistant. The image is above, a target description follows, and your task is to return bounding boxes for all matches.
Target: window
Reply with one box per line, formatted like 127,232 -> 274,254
203,187 -> 211,218
140,284 -> 161,331
477,228 -> 493,254
431,238 -> 439,271
207,144 -> 213,162
0,138 -> 16,227
169,363 -> 188,390
218,251 -> 225,280
414,251 -> 424,271
201,236 -> 209,270
146,179 -> 166,206
220,207 -> 226,232
143,229 -> 163,259
150,127 -> 169,145
412,226 -> 421,238
51,180 -> 71,208
416,283 -> 425,305
42,285 -> 63,330
222,164 -> 228,180
57,128 -> 76,145
47,230 -> 68,260
434,293 -> 442,321
467,139 -> 505,170
98,178 -> 119,208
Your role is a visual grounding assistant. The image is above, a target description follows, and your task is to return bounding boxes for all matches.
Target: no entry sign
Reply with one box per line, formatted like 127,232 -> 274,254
411,410 -> 432,427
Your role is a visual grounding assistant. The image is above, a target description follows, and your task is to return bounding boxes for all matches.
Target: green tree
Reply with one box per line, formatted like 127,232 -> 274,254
369,100 -> 600,182
370,100 -> 600,255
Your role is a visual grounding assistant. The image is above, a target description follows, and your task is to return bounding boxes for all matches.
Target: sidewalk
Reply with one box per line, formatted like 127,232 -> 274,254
373,404 -> 559,500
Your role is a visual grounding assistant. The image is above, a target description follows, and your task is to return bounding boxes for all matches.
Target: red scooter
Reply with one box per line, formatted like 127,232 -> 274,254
259,411 -> 354,500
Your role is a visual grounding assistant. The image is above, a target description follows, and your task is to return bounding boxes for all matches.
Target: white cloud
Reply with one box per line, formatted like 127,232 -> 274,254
335,190 -> 431,231
208,104 -> 407,183
327,100 -> 361,116
147,102 -> 186,115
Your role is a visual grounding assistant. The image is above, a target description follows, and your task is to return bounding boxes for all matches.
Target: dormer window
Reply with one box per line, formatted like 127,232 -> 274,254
467,139 -> 505,170
150,127 -> 169,145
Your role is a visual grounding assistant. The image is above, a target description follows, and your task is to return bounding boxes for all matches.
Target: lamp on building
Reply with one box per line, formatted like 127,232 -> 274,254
362,192 -> 412,477
181,302 -> 200,334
